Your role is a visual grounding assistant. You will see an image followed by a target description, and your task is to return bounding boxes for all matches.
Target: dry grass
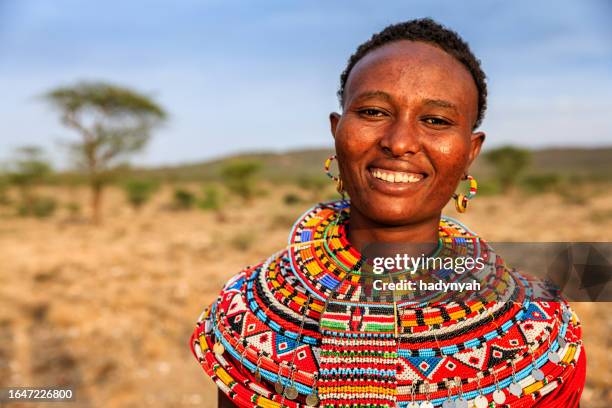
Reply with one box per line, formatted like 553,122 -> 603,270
0,184 -> 610,407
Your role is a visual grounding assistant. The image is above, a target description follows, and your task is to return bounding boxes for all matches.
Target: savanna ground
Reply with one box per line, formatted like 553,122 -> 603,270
0,182 -> 611,408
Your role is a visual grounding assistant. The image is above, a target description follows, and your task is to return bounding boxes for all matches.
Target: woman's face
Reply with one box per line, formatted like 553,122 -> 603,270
330,40 -> 485,226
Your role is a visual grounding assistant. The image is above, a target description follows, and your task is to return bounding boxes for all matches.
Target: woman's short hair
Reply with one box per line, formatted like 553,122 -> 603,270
338,18 -> 488,129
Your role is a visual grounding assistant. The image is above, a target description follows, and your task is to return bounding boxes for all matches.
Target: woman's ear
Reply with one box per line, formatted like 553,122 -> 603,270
329,112 -> 341,139
467,131 -> 486,167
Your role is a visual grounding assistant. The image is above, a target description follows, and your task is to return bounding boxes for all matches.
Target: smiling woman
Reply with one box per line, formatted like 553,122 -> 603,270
190,18 -> 585,408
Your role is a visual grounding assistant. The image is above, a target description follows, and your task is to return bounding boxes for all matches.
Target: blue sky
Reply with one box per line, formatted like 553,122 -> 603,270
1,0 -> 611,168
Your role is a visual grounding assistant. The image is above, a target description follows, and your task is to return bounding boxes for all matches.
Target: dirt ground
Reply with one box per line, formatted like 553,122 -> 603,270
0,185 -> 610,407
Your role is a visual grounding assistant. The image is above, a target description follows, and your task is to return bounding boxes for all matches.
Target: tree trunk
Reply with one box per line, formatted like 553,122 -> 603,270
91,180 -> 103,224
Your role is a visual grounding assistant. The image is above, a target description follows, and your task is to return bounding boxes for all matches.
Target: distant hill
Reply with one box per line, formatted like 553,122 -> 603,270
133,146 -> 612,183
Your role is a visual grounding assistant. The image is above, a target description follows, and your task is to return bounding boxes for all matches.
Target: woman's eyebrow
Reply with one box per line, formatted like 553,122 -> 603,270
423,98 -> 458,112
353,90 -> 393,103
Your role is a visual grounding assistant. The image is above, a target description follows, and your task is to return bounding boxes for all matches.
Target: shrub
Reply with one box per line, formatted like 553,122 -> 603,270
198,185 -> 220,211
220,160 -> 261,202
0,177 -> 10,205
18,196 -> 57,218
65,202 -> 82,217
229,232 -> 254,251
173,188 -> 195,210
123,179 -> 158,210
484,146 -> 531,192
475,179 -> 501,196
522,174 -> 561,194
283,192 -> 302,205
556,189 -> 588,205
296,175 -> 328,200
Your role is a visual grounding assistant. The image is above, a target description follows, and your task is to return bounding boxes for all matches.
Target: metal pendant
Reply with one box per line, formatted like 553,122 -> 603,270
557,335 -> 567,349
306,392 -> 319,406
532,368 -> 545,381
548,351 -> 561,364
509,382 -> 522,397
407,402 -> 419,408
493,389 -> 506,404
284,385 -> 298,400
474,395 -> 488,408
419,401 -> 434,408
442,398 -> 455,408
562,310 -> 571,323
274,380 -> 284,394
213,341 -> 225,355
454,397 -> 468,408
254,369 -> 261,382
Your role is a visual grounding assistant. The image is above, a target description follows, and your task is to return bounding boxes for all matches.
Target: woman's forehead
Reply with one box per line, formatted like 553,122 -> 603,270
344,40 -> 479,111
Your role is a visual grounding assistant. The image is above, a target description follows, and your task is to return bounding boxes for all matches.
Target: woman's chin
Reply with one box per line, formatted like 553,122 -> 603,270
353,199 -> 428,227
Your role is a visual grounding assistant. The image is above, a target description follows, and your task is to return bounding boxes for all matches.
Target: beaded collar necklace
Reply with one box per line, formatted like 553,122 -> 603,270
191,200 -> 584,408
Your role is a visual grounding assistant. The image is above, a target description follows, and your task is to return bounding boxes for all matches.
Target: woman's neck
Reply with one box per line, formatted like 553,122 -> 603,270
347,205 -> 441,257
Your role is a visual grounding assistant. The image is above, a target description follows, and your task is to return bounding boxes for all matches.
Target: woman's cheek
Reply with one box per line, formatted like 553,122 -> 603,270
429,137 -> 470,172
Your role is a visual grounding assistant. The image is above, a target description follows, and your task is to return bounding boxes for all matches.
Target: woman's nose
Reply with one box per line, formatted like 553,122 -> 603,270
379,119 -> 420,157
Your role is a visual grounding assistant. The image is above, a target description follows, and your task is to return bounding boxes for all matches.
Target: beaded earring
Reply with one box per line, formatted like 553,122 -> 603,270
452,174 -> 477,213
324,155 -> 345,196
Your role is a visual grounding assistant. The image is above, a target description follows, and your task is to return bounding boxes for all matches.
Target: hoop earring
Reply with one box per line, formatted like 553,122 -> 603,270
452,174 -> 477,213
324,154 -> 345,196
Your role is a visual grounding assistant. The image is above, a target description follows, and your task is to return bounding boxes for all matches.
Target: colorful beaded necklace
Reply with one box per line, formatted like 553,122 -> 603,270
191,200 -> 585,407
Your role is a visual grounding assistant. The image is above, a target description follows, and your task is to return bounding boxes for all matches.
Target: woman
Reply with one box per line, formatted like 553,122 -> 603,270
191,19 -> 585,407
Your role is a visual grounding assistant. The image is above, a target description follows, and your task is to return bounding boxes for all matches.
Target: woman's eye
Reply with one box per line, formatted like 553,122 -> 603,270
358,108 -> 386,117
423,117 -> 450,126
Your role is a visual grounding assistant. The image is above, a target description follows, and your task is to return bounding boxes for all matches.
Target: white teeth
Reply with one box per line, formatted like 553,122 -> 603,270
370,168 -> 423,183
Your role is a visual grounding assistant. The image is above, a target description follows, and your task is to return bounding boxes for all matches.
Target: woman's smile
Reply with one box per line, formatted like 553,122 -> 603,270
365,162 -> 429,196
369,168 -> 424,183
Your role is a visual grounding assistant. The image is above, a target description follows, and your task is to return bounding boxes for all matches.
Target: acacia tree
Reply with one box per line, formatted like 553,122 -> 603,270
45,82 -> 166,222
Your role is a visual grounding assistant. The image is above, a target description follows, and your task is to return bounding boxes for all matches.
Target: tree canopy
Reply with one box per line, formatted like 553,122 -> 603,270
44,81 -> 167,222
